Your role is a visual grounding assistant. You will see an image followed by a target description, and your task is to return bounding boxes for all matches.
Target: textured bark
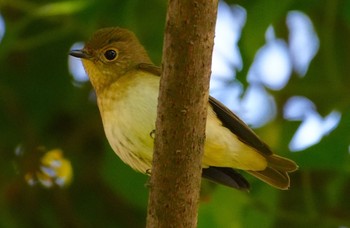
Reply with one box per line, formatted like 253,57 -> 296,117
146,1 -> 218,227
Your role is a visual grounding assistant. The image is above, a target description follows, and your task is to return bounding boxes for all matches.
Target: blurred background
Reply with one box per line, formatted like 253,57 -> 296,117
1,0 -> 350,227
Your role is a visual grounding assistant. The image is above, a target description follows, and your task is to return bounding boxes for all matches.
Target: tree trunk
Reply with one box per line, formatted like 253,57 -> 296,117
146,0 -> 218,227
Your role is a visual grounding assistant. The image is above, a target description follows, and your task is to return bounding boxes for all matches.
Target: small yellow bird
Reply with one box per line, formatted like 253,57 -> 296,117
70,27 -> 298,190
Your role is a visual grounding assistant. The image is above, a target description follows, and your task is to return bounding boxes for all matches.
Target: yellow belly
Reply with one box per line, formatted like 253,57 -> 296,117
98,71 -> 267,173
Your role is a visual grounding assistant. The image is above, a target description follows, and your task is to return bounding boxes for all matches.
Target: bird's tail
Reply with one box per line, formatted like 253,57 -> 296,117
247,155 -> 298,190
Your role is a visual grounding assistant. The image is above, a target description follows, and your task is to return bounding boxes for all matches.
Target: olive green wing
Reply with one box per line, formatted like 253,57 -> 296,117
137,63 -> 297,190
138,63 -> 273,156
208,96 -> 273,156
209,97 -> 297,189
137,63 -> 250,190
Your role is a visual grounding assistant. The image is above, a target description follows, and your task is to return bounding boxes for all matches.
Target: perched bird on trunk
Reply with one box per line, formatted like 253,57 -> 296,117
70,27 -> 298,190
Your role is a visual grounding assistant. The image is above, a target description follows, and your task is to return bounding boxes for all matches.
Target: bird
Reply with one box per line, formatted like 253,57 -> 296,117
69,27 -> 298,191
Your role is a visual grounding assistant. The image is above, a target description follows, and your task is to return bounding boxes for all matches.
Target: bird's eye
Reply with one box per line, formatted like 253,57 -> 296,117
104,49 -> 118,61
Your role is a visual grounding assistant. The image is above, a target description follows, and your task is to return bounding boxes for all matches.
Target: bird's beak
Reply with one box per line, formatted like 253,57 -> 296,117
69,49 -> 92,59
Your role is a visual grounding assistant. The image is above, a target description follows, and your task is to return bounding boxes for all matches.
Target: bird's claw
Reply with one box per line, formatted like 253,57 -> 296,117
149,129 -> 156,139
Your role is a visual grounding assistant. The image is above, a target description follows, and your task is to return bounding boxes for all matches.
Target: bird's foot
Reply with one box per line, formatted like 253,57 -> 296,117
149,129 -> 156,139
145,169 -> 152,175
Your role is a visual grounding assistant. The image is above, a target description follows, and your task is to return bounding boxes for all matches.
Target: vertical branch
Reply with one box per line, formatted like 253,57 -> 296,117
146,0 -> 218,227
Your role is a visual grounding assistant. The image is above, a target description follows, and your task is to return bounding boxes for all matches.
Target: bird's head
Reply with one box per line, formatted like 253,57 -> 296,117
70,27 -> 152,93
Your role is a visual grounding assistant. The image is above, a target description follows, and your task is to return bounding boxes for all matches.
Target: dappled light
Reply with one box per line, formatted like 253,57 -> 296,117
289,111 -> 341,151
212,2 -> 246,77
0,13 -> 5,43
24,149 -> 73,188
284,96 -> 316,120
68,42 -> 89,84
247,26 -> 292,90
287,11 -> 320,76
240,84 -> 276,127
210,2 -> 246,118
284,96 -> 341,151
211,4 -> 336,151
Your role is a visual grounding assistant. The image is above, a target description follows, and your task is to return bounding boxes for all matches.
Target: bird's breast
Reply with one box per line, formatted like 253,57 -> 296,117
97,72 -> 159,173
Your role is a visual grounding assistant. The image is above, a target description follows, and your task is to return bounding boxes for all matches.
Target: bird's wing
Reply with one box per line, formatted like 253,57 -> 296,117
202,167 -> 250,190
208,96 -> 273,156
138,63 -> 273,157
137,63 -> 282,190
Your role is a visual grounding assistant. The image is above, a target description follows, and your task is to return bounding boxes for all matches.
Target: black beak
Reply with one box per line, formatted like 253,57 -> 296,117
69,49 -> 92,59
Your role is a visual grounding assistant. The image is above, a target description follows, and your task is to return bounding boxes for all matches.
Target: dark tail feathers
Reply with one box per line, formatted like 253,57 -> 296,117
247,155 -> 298,190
